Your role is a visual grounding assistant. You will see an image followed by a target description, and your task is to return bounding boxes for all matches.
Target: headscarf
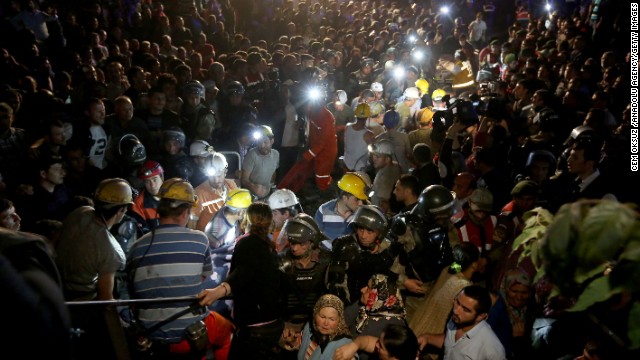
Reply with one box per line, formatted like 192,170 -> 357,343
311,294 -> 351,350
355,274 -> 406,333
500,268 -> 531,325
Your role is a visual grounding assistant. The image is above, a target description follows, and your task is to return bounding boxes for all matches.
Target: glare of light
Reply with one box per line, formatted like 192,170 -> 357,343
545,3 -> 552,12
308,87 -> 322,101
393,67 -> 405,80
440,6 -> 449,15
252,131 -> 262,140
409,35 -> 417,43
412,50 -> 424,61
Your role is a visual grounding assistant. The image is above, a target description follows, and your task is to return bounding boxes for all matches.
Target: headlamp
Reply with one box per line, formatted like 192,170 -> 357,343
439,6 -> 449,15
393,67 -> 405,80
308,87 -> 322,101
545,3 -> 552,12
408,35 -> 417,43
412,50 -> 424,61
252,131 -> 262,140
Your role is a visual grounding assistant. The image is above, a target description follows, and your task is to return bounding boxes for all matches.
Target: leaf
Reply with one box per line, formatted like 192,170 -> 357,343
568,276 -> 621,312
618,237 -> 640,262
628,302 -> 640,349
576,201 -> 636,266
533,267 -> 546,283
543,203 -> 574,261
574,262 -> 607,284
512,226 -> 543,252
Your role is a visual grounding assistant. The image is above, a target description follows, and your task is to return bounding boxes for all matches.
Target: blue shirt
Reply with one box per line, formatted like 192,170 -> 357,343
315,199 -> 352,249
128,224 -> 212,342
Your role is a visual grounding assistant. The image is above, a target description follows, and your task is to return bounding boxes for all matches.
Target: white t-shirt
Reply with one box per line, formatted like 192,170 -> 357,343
89,125 -> 108,169
469,19 -> 487,42
281,102 -> 300,147
343,124 -> 370,171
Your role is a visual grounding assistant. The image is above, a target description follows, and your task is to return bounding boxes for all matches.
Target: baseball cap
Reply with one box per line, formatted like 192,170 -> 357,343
469,188 -> 493,212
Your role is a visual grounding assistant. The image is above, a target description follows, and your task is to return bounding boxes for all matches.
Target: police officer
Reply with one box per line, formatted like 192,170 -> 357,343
277,214 -> 331,337
328,204 -> 395,305
388,184 -> 457,318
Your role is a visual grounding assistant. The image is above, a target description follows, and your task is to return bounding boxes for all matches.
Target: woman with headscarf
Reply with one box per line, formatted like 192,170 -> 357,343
282,294 -> 355,360
487,268 -> 535,360
344,274 -> 407,360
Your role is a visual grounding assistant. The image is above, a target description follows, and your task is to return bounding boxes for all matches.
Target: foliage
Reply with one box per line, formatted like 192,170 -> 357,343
510,200 -> 640,349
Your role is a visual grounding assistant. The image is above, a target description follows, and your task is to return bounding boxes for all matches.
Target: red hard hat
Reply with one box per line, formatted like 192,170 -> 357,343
138,160 -> 164,180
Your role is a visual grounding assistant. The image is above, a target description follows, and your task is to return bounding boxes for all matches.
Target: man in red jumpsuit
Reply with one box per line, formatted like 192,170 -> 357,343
278,98 -> 338,193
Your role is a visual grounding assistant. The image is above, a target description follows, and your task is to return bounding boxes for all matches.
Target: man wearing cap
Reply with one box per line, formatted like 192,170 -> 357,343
180,79 -> 216,144
241,125 -> 279,200
314,172 -> 371,247
369,138 -> 403,213
127,178 -> 234,359
346,57 -> 375,99
453,188 -> 497,256
376,109 -> 412,173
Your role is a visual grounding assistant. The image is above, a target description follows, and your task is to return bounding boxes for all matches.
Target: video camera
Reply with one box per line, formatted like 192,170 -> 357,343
437,95 -> 479,127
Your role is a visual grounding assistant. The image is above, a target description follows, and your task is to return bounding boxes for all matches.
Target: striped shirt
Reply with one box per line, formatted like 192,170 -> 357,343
128,224 -> 213,342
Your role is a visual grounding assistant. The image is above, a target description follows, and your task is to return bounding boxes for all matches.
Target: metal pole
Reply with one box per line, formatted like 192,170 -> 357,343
65,296 -> 199,307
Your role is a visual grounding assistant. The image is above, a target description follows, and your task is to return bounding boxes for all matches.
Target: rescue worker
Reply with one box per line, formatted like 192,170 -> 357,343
388,184 -> 457,318
315,172 -> 372,248
188,139 -> 214,188
376,109 -> 412,173
277,214 -> 331,341
127,178 -> 234,359
268,188 -> 301,252
217,81 -> 258,141
131,160 -> 164,233
328,204 -> 395,305
203,188 -> 252,318
190,151 -> 238,231
180,80 -> 216,144
278,87 -> 338,193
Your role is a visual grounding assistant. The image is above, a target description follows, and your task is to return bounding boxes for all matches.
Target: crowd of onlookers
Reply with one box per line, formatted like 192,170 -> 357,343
0,0 -> 636,359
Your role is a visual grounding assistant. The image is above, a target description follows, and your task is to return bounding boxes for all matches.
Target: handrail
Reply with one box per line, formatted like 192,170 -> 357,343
65,295 -> 199,307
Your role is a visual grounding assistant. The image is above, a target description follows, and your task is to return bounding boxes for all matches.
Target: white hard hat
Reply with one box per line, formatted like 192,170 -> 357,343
190,140 -> 214,157
371,82 -> 383,92
336,90 -> 348,104
368,139 -> 395,156
385,60 -> 396,70
268,189 -> 299,210
403,87 -> 420,99
205,152 -> 228,177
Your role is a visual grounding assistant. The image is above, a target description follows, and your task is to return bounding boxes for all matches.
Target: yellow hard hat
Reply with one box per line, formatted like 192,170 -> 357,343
354,103 -> 371,119
368,101 -> 385,117
158,178 -> 198,207
415,78 -> 430,94
418,107 -> 434,125
95,178 -> 134,205
338,172 -> 372,200
226,188 -> 252,209
432,89 -> 447,101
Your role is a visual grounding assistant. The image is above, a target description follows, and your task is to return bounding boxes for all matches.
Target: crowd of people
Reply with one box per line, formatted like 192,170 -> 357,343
0,0 -> 636,359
